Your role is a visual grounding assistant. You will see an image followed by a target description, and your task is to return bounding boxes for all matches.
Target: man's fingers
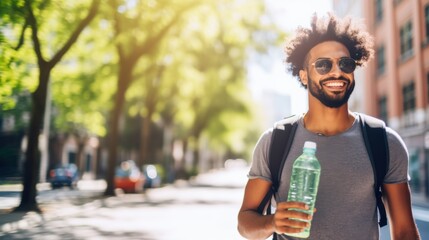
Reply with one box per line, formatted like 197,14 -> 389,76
272,201 -> 315,235
275,209 -> 312,221
274,218 -> 310,234
277,201 -> 309,210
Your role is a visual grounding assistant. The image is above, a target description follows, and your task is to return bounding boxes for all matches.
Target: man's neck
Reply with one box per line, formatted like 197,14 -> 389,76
303,106 -> 355,136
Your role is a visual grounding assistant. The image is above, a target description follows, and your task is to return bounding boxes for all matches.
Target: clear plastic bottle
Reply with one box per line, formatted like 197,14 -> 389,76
285,141 -> 321,238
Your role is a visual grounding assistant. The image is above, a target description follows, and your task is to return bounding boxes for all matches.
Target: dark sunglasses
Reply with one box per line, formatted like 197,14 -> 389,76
311,57 -> 357,75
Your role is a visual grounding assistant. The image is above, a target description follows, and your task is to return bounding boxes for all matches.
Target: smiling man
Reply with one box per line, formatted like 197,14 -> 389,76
237,13 -> 421,240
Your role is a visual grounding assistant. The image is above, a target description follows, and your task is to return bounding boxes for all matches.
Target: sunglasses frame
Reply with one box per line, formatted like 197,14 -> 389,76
311,57 -> 357,75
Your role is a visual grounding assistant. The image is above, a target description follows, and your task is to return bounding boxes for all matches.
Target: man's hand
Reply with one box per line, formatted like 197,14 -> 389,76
272,201 -> 313,235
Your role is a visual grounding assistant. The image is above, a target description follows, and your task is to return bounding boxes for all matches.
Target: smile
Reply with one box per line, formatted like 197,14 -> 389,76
322,81 -> 347,88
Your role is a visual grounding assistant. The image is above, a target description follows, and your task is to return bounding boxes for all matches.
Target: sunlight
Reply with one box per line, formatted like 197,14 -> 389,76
265,0 -> 333,31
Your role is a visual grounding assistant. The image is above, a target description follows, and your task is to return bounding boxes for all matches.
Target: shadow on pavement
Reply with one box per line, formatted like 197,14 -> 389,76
0,182 -> 239,239
0,167 -> 249,239
0,192 -> 157,239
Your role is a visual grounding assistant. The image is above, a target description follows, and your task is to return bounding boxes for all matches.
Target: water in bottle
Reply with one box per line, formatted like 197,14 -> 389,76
285,141 -> 321,238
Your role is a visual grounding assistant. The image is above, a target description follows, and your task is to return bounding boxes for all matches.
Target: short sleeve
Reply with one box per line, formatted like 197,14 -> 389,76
384,127 -> 410,184
248,129 -> 273,183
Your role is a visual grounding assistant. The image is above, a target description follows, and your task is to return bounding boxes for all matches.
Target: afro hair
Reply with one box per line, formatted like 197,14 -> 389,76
284,12 -> 374,88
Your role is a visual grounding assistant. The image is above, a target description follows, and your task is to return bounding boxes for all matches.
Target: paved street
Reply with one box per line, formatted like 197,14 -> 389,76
0,166 -> 249,240
0,165 -> 428,240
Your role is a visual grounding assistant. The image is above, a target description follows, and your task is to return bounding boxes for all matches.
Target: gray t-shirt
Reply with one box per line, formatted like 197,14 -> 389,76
249,114 -> 409,240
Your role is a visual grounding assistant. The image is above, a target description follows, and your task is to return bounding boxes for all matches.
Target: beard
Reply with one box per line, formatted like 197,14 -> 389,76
307,75 -> 355,108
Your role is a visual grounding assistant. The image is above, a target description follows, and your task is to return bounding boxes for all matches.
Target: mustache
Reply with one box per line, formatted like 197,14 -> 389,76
319,76 -> 350,85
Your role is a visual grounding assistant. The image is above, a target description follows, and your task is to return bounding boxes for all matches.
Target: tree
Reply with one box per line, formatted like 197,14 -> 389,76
163,0 -> 278,173
0,1 -> 28,111
122,0 -> 282,177
5,0 -> 100,212
102,0 -> 203,196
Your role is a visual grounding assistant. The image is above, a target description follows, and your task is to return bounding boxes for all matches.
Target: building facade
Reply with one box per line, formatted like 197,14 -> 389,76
333,0 -> 429,203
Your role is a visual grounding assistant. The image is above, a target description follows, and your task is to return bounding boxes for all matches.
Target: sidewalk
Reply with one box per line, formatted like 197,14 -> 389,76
0,166 -> 249,237
0,180 -> 108,236
1,166 -> 428,238
412,194 -> 429,208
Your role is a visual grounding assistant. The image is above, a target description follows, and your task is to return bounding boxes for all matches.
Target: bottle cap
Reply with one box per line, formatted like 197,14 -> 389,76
304,141 -> 317,149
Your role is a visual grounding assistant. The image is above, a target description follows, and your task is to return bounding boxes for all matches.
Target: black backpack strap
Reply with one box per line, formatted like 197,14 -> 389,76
256,115 -> 300,240
257,115 -> 300,214
358,113 -> 389,227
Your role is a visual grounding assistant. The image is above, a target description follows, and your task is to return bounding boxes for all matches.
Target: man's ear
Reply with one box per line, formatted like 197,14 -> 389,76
299,69 -> 308,86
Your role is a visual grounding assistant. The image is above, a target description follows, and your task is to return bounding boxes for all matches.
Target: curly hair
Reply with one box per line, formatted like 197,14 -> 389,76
284,13 -> 374,88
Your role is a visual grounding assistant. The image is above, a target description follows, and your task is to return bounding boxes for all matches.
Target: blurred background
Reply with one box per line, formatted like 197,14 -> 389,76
1,0 -> 429,239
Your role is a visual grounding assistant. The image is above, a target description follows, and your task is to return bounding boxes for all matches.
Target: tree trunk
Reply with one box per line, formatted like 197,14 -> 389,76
76,136 -> 87,174
104,61 -> 133,196
13,0 -> 100,212
49,133 -> 66,168
192,147 -> 200,176
138,116 -> 151,168
15,68 -> 50,212
176,139 -> 188,179
162,124 -> 174,183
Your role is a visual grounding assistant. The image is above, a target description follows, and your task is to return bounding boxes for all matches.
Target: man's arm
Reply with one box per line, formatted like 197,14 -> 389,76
237,178 -> 310,239
382,182 -> 421,240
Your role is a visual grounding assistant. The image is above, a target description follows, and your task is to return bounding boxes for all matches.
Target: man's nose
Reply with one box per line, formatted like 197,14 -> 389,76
328,62 -> 342,77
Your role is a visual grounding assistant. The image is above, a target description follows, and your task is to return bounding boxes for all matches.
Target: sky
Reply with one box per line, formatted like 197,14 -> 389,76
248,0 -> 333,116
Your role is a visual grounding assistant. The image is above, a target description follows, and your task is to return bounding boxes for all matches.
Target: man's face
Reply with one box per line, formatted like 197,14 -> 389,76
301,41 -> 356,108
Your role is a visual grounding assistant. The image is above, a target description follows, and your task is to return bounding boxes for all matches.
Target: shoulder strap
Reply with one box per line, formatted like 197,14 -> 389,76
358,113 -> 389,227
257,115 -> 300,215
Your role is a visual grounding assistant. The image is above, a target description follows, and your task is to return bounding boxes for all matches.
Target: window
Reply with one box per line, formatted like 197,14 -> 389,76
86,154 -> 92,172
376,45 -> 385,75
378,96 -> 388,123
400,21 -> 413,59
402,81 -> 415,113
427,72 -> 429,103
425,5 -> 429,41
375,0 -> 383,23
409,150 -> 420,193
68,152 -> 77,164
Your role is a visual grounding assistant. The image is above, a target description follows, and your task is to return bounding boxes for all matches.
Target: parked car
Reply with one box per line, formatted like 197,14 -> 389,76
49,163 -> 79,189
115,160 -> 145,193
143,164 -> 161,189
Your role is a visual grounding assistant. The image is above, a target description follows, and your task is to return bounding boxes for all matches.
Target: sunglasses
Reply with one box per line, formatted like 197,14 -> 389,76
311,57 -> 357,75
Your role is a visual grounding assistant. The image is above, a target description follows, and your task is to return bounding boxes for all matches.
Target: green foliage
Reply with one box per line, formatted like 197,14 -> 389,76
0,1 -> 22,110
118,0 -> 283,161
1,0 -> 104,136
3,0 -> 284,167
51,15 -> 116,137
153,0 -> 278,158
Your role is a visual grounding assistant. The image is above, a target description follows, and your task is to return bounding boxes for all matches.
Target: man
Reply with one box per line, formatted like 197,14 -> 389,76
237,13 -> 421,240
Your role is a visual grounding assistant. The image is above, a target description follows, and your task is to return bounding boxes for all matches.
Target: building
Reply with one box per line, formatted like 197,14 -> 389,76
333,0 -> 429,203
0,103 -> 100,182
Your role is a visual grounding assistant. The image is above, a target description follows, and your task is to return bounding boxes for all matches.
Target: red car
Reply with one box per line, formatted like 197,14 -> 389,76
114,160 -> 145,193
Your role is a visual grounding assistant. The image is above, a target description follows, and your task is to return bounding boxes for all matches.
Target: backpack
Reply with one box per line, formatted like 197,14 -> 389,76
256,113 -> 389,239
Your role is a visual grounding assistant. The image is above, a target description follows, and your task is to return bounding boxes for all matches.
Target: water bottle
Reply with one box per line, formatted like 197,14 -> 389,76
285,141 -> 321,238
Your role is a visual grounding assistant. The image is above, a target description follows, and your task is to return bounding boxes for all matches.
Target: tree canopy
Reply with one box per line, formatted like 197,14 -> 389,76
1,0 -> 285,202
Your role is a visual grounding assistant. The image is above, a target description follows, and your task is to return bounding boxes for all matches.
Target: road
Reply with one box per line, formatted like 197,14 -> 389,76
0,166 -> 428,240
0,167 -> 248,240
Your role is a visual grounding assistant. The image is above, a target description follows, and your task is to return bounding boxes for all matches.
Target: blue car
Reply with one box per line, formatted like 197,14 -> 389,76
49,164 -> 79,189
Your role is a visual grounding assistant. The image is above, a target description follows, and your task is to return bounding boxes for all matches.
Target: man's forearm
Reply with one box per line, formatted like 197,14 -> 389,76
238,210 -> 274,240
391,226 -> 421,240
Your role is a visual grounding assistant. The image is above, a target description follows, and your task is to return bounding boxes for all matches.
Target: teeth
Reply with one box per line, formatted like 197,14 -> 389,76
325,82 -> 344,87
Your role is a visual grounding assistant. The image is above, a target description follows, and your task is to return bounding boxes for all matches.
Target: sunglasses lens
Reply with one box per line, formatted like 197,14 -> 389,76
314,59 -> 332,75
339,58 -> 356,73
